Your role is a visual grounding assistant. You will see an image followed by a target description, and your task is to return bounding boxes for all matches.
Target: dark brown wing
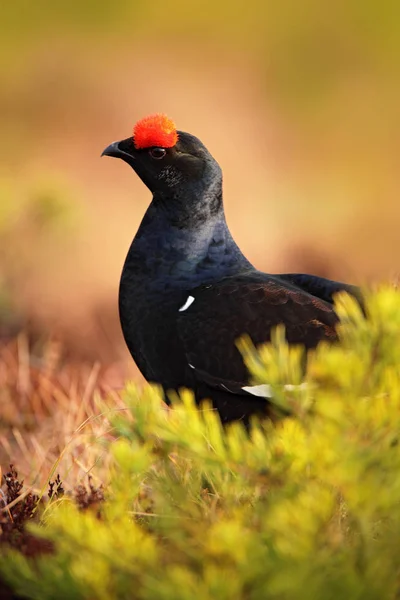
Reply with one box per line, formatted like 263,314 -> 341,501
177,274 -> 338,395
276,273 -> 363,308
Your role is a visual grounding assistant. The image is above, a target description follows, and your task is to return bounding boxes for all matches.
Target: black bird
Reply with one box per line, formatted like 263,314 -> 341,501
102,114 -> 361,424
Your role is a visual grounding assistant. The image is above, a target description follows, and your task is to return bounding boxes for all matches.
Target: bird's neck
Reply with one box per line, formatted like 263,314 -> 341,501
123,188 -> 252,291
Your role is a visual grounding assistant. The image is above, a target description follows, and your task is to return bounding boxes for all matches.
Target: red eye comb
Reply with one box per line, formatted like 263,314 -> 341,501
133,114 -> 178,149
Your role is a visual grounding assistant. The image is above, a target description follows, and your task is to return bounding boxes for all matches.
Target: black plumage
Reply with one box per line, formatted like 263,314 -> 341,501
102,117 -> 361,424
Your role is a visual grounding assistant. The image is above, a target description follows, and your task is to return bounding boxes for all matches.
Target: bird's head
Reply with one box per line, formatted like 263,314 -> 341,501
102,114 -> 221,198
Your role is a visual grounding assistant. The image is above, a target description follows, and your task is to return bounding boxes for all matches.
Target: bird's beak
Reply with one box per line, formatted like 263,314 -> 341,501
101,139 -> 136,161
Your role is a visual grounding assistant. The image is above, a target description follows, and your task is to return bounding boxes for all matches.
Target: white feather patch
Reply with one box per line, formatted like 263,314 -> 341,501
179,295 -> 195,312
242,382 -> 308,397
242,384 -> 273,398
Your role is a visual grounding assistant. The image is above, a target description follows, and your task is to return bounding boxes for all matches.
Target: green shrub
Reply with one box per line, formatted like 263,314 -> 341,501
2,288 -> 400,599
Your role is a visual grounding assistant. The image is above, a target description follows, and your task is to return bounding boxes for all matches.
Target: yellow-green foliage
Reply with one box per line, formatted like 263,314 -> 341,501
2,288 -> 400,599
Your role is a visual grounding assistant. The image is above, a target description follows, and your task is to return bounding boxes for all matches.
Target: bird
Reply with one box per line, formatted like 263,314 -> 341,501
102,113 -> 361,424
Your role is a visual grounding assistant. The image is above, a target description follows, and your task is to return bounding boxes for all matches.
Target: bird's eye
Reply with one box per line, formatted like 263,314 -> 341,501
149,147 -> 166,160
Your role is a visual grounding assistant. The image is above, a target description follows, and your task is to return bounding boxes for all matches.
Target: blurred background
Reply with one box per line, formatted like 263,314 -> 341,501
1,0 -> 400,376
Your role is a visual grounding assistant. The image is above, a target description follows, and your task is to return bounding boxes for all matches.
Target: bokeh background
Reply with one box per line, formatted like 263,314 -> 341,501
1,0 -> 400,378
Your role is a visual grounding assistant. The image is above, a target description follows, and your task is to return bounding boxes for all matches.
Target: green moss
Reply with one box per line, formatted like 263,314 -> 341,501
2,288 -> 400,599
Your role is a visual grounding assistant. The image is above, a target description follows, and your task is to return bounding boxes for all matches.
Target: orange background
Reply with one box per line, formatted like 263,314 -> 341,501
1,1 -> 400,376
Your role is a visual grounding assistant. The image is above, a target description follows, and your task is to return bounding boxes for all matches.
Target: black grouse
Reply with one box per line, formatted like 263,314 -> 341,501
102,114 -> 360,424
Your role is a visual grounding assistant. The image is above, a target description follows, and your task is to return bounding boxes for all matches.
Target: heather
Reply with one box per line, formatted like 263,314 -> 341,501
2,288 -> 400,599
